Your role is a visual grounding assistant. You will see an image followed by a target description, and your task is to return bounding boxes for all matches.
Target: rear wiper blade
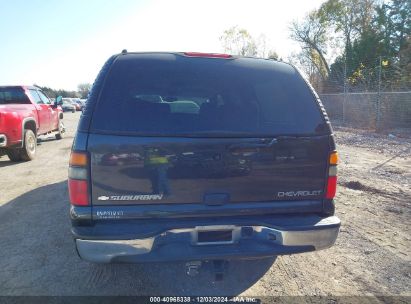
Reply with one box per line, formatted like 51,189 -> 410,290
179,131 -> 271,137
229,138 -> 278,149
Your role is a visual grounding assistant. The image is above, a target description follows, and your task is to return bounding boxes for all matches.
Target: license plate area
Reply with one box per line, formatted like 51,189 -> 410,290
198,230 -> 232,244
192,225 -> 238,245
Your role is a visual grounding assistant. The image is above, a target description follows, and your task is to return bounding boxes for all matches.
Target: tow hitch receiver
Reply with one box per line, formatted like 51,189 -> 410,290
185,260 -> 229,281
186,261 -> 202,276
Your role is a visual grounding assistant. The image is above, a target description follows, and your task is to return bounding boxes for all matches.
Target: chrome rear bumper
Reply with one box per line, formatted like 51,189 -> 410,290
75,216 -> 340,263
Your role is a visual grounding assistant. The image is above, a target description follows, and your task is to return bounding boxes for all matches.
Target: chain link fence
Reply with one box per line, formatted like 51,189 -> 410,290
320,91 -> 411,130
314,56 -> 411,132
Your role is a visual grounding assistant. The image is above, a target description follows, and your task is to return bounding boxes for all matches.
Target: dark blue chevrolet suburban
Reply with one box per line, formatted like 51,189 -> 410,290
68,51 -> 340,264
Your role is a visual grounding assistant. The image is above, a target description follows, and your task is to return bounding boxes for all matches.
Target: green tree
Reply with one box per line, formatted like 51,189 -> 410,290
318,0 -> 376,43
35,85 -> 57,98
77,83 -> 91,99
220,26 -> 257,56
220,26 -> 278,58
267,50 -> 279,60
33,85 -> 79,98
292,0 -> 410,92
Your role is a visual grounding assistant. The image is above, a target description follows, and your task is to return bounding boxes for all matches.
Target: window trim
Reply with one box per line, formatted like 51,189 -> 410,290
37,90 -> 51,105
28,89 -> 43,105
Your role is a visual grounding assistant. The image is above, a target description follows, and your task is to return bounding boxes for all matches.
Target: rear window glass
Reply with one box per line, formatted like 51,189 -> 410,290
91,55 -> 325,136
0,87 -> 30,104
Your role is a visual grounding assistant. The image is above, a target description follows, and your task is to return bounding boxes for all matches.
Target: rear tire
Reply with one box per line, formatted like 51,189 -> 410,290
55,120 -> 65,140
20,129 -> 37,161
6,149 -> 23,162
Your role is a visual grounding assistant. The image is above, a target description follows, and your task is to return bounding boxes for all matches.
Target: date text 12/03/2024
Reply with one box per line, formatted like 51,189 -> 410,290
149,297 -> 259,303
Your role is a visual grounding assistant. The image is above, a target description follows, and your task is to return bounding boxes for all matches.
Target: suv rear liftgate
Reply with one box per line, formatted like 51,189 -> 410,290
69,52 -> 340,265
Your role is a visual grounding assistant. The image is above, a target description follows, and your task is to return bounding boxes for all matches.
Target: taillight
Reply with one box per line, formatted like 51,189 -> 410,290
326,151 -> 338,199
183,52 -> 232,59
68,151 -> 89,206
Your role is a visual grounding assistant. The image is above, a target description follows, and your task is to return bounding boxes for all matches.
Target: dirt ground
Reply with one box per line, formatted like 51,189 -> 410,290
0,113 -> 410,299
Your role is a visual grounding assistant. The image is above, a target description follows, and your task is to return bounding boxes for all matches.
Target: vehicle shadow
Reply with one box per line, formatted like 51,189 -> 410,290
0,158 -> 16,168
0,136 -> 66,167
0,156 -> 37,168
0,181 -> 275,296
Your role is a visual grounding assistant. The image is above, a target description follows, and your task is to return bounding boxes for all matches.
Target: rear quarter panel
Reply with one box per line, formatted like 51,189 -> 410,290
0,104 -> 37,146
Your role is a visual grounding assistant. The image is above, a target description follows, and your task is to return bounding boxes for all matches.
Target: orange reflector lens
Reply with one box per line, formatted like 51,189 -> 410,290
329,152 -> 338,165
70,152 -> 87,166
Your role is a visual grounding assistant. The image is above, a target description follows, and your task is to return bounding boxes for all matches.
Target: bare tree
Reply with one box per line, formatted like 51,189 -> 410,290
290,11 -> 331,79
288,50 -> 324,91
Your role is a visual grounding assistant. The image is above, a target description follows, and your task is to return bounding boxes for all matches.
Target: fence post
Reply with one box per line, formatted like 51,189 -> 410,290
376,56 -> 382,132
343,55 -> 347,126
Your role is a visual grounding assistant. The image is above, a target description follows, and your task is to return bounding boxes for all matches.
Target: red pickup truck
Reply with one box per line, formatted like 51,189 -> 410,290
0,86 -> 65,161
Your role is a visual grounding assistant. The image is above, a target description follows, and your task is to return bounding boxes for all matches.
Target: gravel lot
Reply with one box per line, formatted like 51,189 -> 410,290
0,113 -> 410,298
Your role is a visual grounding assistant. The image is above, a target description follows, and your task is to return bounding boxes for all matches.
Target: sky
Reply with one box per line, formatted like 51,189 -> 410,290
0,0 -> 325,90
